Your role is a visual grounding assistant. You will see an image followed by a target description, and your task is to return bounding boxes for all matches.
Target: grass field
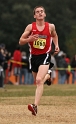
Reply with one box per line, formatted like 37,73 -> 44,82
0,84 -> 76,124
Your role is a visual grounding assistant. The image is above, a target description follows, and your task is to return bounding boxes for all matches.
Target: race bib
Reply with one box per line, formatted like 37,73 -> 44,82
33,38 -> 46,49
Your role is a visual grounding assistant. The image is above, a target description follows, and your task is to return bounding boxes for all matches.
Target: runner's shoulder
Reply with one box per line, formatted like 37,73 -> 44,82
25,24 -> 32,32
49,23 -> 55,29
49,23 -> 55,32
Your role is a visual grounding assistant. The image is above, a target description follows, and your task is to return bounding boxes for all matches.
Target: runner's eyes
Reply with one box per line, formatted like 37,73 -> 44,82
35,10 -> 44,14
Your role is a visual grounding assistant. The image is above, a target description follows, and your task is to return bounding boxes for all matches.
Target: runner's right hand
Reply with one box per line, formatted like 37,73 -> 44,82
28,32 -> 39,42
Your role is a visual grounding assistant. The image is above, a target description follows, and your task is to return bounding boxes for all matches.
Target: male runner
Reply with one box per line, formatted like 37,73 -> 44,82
19,6 -> 60,116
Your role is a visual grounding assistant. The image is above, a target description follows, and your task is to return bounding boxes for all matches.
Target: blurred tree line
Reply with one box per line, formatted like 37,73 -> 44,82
0,0 -> 76,58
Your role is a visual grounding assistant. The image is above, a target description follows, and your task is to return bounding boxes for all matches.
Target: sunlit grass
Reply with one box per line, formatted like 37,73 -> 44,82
0,84 -> 76,97
0,84 -> 76,105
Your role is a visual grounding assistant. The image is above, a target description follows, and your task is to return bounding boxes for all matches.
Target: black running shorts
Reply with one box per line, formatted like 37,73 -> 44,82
29,53 -> 51,72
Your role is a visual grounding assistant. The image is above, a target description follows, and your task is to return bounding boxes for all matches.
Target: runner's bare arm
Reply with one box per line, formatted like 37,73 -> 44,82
19,24 -> 39,45
19,24 -> 32,45
49,24 -> 60,53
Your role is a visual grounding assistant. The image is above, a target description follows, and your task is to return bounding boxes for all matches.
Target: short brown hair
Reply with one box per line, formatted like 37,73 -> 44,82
33,6 -> 45,15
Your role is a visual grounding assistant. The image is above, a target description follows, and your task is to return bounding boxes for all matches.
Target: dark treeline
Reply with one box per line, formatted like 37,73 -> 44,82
0,0 -> 76,58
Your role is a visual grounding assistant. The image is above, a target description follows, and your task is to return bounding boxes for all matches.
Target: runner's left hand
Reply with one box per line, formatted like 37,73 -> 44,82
54,46 -> 60,54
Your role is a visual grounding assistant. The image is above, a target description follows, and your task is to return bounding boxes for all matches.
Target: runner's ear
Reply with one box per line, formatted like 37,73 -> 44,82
44,13 -> 46,17
34,15 -> 36,19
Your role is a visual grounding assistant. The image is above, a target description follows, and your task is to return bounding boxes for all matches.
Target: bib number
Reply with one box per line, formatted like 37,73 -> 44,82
33,38 -> 46,49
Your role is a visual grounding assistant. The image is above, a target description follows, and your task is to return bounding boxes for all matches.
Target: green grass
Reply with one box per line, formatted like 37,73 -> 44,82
0,84 -> 76,97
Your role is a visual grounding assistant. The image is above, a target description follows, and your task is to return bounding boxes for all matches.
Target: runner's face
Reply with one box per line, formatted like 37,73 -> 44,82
34,7 -> 46,20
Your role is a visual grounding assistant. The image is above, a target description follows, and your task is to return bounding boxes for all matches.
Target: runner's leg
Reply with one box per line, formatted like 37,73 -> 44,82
34,64 -> 49,106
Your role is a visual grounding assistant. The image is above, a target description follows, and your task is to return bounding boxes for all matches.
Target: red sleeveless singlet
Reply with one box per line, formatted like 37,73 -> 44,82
28,22 -> 52,55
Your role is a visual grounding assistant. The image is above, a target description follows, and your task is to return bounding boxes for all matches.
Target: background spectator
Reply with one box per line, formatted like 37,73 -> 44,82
51,51 -> 57,84
57,51 -> 68,84
0,46 -> 5,87
65,54 -> 71,84
13,45 -> 22,85
71,54 -> 76,84
28,69 -> 34,85
19,51 -> 29,85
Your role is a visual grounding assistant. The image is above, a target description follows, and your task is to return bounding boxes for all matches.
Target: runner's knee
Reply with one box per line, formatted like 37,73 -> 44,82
36,76 -> 42,84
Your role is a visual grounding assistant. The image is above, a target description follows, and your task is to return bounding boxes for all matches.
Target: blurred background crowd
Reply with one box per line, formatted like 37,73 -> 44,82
0,43 -> 76,87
